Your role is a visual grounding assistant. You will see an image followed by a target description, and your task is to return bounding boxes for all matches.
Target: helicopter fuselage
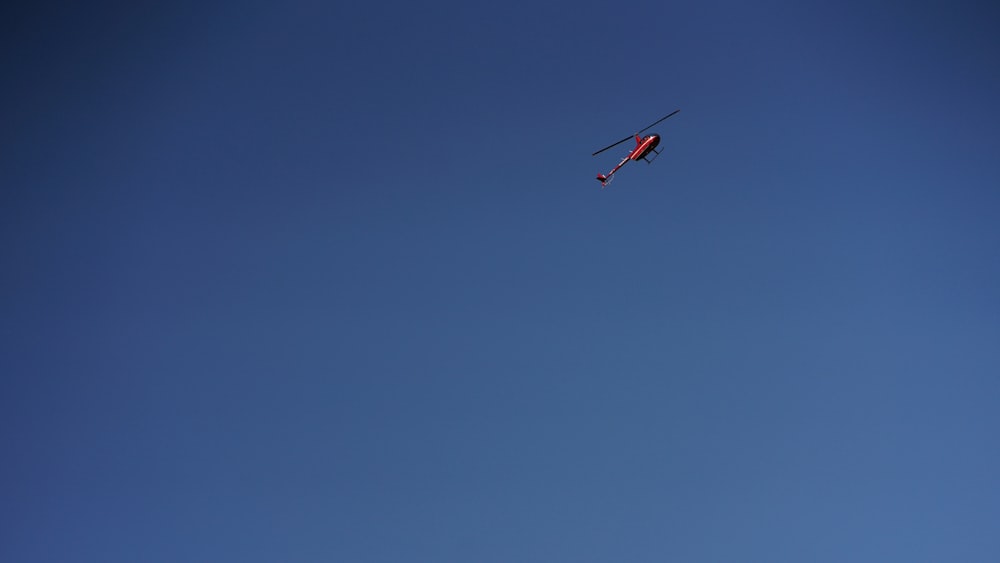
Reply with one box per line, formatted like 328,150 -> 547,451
629,134 -> 660,161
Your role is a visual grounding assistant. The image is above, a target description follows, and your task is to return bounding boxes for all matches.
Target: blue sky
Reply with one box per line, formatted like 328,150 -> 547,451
3,1 -> 1000,561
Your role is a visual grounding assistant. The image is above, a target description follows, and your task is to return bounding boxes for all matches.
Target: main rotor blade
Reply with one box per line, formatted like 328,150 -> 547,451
591,134 -> 634,157
636,109 -> 680,136
591,109 -> 680,157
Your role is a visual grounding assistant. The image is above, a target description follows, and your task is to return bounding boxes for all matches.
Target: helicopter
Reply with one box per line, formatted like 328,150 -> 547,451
592,109 -> 680,187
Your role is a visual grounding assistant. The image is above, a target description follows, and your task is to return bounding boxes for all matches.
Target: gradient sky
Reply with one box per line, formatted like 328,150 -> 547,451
3,1 -> 1000,561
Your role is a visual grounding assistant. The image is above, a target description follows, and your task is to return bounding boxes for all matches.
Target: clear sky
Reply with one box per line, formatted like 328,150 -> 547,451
3,1 -> 1000,561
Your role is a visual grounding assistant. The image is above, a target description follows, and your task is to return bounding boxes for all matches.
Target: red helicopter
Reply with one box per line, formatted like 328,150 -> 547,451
592,109 -> 680,187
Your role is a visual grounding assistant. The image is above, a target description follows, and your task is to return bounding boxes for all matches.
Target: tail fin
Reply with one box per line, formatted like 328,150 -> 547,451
596,174 -> 609,187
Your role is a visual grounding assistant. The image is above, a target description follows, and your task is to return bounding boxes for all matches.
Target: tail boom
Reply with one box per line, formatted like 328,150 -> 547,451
596,155 -> 630,188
